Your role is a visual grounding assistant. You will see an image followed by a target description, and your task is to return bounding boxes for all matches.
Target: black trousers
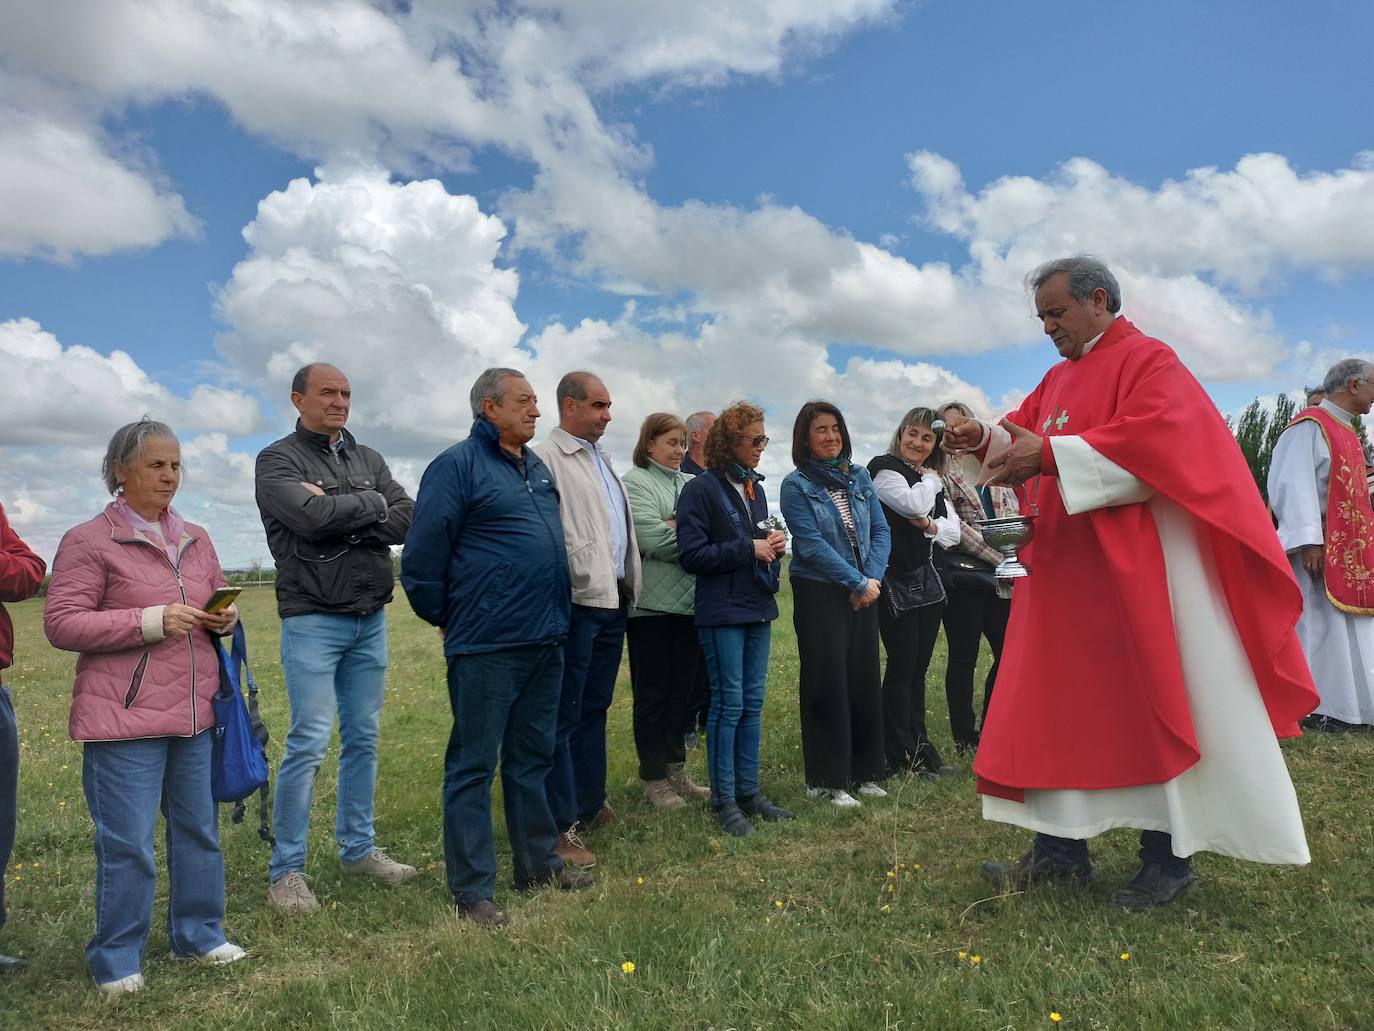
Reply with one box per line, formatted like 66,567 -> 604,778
626,614 -> 698,781
683,650 -> 710,734
941,586 -> 1010,748
878,599 -> 945,771
792,578 -> 886,789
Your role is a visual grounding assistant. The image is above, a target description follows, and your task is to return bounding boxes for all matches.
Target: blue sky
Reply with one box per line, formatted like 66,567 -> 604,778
3,0 -> 1373,564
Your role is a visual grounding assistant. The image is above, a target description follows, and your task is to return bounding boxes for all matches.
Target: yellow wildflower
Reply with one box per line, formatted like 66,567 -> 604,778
1120,952 -> 1130,961
1050,1013 -> 1062,1024
636,876 -> 644,886
880,904 -> 891,913
970,954 -> 981,965
958,951 -> 967,960
774,899 -> 784,909
621,961 -> 636,974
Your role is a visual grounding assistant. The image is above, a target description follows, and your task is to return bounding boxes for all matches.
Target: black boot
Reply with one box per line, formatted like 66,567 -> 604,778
1113,861 -> 1194,910
714,801 -> 755,837
737,791 -> 794,821
981,839 -> 1093,890
913,739 -> 955,778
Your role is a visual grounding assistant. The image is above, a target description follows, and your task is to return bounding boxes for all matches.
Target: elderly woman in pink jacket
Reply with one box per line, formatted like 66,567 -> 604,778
44,419 -> 244,994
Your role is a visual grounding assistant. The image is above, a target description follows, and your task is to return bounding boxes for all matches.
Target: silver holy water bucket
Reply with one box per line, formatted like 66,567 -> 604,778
974,514 -> 1037,578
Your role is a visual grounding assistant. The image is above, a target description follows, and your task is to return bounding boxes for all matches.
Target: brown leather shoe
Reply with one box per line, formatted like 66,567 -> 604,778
554,825 -> 597,868
588,803 -> 619,830
517,866 -> 595,892
457,898 -> 508,927
665,762 -> 711,802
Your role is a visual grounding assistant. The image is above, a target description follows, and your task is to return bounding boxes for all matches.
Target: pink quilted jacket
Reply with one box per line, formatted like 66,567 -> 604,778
44,504 -> 228,741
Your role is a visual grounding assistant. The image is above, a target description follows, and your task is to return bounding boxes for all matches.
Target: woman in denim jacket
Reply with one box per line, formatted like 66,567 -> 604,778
779,401 -> 891,808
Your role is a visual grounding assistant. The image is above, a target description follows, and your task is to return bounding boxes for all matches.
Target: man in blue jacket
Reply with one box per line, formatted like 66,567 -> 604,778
401,368 -> 592,927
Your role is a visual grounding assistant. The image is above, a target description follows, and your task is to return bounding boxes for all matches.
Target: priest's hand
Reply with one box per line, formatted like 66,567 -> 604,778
941,412 -> 983,453
1299,544 -> 1325,577
985,418 -> 1043,486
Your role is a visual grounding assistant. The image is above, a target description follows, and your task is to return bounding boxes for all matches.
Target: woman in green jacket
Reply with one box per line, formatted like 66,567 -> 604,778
623,414 -> 711,809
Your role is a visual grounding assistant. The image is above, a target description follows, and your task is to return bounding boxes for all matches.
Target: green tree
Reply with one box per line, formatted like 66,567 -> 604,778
1232,393 -> 1297,502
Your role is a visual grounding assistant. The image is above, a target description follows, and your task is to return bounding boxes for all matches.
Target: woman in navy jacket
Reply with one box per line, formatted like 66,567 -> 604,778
779,401 -> 891,809
676,402 -> 793,837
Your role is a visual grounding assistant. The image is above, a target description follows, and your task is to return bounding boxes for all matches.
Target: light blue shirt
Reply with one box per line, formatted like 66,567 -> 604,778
576,435 -> 629,580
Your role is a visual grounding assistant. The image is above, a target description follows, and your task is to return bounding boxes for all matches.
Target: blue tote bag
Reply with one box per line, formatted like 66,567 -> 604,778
212,623 -> 272,835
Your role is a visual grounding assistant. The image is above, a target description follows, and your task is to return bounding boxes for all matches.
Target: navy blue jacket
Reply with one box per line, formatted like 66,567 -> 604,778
676,469 -> 780,627
401,418 -> 571,656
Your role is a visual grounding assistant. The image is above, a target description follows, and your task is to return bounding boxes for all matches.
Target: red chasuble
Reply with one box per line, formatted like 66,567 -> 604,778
974,317 -> 1318,802
1287,406 -> 1374,614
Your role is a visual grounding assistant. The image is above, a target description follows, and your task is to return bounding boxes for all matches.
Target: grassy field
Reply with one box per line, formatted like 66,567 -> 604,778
1,583 -> 1371,1029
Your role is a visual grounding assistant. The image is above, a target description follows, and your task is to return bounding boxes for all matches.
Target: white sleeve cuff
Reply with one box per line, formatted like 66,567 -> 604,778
1051,436 -> 1156,514
141,605 -> 168,643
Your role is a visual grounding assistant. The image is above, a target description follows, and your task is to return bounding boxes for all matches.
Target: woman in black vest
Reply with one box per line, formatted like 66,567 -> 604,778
867,407 -> 960,777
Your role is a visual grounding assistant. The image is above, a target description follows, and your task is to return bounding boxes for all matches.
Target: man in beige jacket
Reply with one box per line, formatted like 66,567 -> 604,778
535,372 -> 642,869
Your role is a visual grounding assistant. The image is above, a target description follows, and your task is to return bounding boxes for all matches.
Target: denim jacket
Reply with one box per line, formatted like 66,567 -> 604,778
779,464 -> 890,594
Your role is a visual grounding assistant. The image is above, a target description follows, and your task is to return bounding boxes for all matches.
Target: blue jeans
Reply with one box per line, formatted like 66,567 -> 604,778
546,604 -> 626,830
81,731 -> 226,982
0,686 -> 17,933
699,623 -> 772,806
271,610 -> 387,882
444,646 -> 563,903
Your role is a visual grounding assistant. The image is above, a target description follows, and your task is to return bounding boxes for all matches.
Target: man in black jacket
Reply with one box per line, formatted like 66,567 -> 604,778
255,363 -> 416,914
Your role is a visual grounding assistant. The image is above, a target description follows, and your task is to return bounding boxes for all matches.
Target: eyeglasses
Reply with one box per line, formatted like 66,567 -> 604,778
751,435 -> 770,448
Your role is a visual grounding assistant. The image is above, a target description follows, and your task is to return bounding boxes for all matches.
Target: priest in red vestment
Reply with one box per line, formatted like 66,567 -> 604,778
943,256 -> 1317,910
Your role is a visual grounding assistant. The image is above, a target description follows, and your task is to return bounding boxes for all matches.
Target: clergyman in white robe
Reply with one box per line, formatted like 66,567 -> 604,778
1269,398 -> 1374,727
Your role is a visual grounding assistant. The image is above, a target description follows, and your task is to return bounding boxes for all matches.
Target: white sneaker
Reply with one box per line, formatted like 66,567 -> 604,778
98,972 -> 145,996
857,782 -> 888,798
807,786 -> 862,808
173,942 -> 246,965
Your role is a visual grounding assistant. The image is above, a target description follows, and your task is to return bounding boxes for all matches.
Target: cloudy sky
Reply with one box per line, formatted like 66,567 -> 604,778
3,0 -> 1373,566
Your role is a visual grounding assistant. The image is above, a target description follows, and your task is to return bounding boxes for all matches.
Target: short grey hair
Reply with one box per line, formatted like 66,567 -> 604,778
102,418 -> 179,494
469,367 -> 526,420
1027,255 -> 1122,313
685,411 -> 715,434
1321,359 -> 1374,396
556,371 -> 600,409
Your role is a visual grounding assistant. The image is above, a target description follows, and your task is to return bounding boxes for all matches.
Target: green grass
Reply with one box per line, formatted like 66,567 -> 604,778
1,584 -> 1372,1029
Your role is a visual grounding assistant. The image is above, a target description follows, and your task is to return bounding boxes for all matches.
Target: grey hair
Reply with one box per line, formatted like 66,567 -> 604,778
685,411 -> 715,434
936,400 -> 976,420
1026,255 -> 1122,313
291,362 -> 339,396
102,418 -> 179,494
469,367 -> 526,420
888,406 -> 946,475
1321,359 -> 1374,396
556,371 -> 600,409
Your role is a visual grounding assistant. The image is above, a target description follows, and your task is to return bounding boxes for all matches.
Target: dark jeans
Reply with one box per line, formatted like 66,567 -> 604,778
792,578 -> 886,789
626,614 -> 698,780
1036,831 -> 1192,876
941,586 -> 1010,748
546,604 -> 627,830
878,599 -> 945,771
0,686 -> 16,932
443,645 -> 563,904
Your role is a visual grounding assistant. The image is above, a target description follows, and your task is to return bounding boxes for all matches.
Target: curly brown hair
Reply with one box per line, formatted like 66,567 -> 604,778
704,401 -> 766,471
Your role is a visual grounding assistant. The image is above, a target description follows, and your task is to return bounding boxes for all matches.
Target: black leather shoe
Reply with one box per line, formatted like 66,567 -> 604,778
914,741 -> 957,778
0,953 -> 27,975
1113,862 -> 1195,911
516,866 -> 594,892
981,847 -> 1093,890
456,899 -> 509,927
736,792 -> 794,822
714,801 -> 755,837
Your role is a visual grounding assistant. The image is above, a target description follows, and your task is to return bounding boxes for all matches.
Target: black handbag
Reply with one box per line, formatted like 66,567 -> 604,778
883,561 -> 945,616
934,549 -> 1000,593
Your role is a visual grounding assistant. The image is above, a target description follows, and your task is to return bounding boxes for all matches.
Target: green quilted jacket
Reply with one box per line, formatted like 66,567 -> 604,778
623,462 -> 696,617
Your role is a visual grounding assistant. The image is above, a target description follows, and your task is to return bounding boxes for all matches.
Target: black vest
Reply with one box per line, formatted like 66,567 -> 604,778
865,453 -> 946,577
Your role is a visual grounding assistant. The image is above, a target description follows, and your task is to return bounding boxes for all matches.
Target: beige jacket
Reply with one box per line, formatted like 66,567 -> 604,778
535,427 -> 642,609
